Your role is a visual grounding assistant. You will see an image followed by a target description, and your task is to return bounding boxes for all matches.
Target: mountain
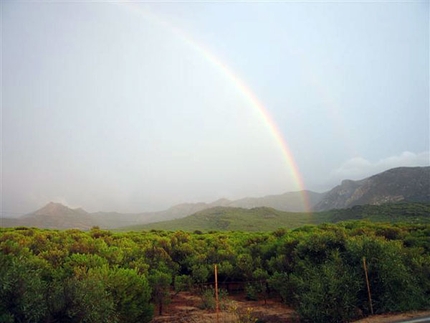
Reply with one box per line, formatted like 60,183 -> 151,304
121,206 -> 327,232
313,166 -> 430,211
145,202 -> 212,222
14,202 -> 95,229
90,192 -> 324,229
2,192 -> 322,230
226,190 -> 325,211
119,202 -> 430,232
2,166 -> 428,230
134,191 -> 325,223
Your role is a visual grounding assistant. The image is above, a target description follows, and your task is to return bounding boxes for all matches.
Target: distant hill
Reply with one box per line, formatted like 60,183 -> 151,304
1,166 -> 428,230
120,191 -> 324,225
10,202 -> 95,230
119,202 -> 430,232
223,190 -> 325,212
10,190 -> 322,230
121,206 -> 329,232
313,166 -> 430,211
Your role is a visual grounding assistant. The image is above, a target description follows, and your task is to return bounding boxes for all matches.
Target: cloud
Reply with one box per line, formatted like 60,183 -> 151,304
330,151 -> 430,183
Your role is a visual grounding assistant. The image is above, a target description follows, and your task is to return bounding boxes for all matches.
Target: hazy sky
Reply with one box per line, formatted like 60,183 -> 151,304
2,1 -> 429,215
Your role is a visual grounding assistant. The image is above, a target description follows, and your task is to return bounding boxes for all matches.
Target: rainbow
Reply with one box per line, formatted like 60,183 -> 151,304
117,2 -> 311,212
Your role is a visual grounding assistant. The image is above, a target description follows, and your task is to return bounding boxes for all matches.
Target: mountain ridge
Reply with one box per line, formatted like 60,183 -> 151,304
2,166 -> 429,229
313,166 -> 430,211
121,202 -> 430,232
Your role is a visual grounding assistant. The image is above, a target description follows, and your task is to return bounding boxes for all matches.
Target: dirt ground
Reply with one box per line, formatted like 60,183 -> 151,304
149,291 -> 430,323
150,291 -> 297,323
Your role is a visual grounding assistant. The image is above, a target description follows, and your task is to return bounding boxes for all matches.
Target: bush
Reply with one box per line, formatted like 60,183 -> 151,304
174,274 -> 193,293
293,252 -> 360,323
199,286 -> 229,310
0,254 -> 48,323
47,275 -> 116,323
245,284 -> 258,301
346,236 -> 430,314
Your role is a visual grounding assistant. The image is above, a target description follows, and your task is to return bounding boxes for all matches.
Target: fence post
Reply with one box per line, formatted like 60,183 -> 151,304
363,257 -> 374,315
215,264 -> 219,323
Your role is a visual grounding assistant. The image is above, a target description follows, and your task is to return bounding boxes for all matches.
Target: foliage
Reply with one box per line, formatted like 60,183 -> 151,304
48,274 -> 116,323
174,274 -> 193,293
0,254 -> 47,323
330,203 -> 430,224
292,251 -> 360,322
199,286 -> 229,310
228,304 -> 258,323
149,269 -> 172,315
1,211 -> 430,322
103,267 -> 153,323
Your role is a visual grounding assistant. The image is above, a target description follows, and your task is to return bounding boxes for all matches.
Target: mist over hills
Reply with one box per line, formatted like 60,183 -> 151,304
219,190 -> 325,212
1,166 -> 428,230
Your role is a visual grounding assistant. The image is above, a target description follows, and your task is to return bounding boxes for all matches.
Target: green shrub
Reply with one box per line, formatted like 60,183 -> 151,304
199,286 -> 229,310
174,274 -> 193,292
293,252 -> 360,323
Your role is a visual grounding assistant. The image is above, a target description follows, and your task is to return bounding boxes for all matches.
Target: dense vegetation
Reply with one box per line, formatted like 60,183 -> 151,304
121,202 -> 430,232
120,206 -> 330,232
1,210 -> 429,322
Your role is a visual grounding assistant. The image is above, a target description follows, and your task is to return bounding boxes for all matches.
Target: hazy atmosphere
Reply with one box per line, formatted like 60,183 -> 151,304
2,1 -> 429,215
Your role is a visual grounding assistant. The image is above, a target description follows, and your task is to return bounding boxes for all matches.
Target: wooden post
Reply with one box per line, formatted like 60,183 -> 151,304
363,257 -> 374,315
215,264 -> 219,323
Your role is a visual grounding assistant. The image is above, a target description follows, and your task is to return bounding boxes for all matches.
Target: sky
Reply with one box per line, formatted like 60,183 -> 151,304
2,0 -> 429,215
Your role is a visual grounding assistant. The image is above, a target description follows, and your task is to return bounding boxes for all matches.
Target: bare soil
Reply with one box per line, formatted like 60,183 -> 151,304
149,291 -> 430,323
149,291 -> 297,323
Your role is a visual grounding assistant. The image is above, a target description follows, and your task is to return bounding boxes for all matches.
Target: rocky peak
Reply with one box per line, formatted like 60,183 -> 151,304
313,166 -> 430,211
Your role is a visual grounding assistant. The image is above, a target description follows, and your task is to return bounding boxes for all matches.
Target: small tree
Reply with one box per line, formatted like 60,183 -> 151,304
104,267 -> 153,323
149,270 -> 172,315
251,268 -> 269,303
293,251 -> 360,323
191,264 -> 209,285
174,274 -> 193,294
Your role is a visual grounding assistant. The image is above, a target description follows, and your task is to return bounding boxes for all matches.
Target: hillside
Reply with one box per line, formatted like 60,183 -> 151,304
120,207 -> 329,232
1,202 -> 215,230
2,166 -> 429,230
18,202 -> 95,229
329,202 -> 430,224
313,166 -> 430,211
225,190 -> 325,211
1,192 -> 323,230
119,202 -> 430,232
